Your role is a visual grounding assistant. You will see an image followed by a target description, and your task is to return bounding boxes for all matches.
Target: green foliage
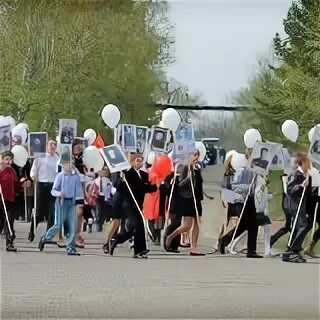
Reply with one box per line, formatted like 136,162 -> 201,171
0,0 -> 173,139
234,0 -> 320,151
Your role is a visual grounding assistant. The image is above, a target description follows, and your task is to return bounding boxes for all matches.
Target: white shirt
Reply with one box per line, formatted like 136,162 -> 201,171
135,169 -> 141,179
95,176 -> 113,200
30,153 -> 60,183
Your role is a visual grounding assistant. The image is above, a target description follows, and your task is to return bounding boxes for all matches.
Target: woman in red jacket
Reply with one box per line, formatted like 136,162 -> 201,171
0,151 -> 21,252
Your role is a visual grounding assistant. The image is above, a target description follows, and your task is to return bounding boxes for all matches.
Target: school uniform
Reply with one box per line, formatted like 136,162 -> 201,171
95,176 -> 113,230
0,166 -> 20,251
111,167 -> 157,257
29,153 -> 59,240
39,169 -> 84,255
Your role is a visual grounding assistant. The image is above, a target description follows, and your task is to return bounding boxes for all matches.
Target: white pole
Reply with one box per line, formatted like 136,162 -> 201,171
32,182 -> 37,235
164,164 -> 178,228
288,186 -> 306,247
309,202 -> 319,245
0,184 -> 13,236
24,185 -> 28,222
228,174 -> 256,254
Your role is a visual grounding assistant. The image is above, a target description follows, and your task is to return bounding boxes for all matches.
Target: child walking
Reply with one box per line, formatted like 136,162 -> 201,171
38,158 -> 84,256
0,151 -> 20,252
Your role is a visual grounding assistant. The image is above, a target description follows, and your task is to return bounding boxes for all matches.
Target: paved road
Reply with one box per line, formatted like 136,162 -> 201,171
1,165 -> 319,320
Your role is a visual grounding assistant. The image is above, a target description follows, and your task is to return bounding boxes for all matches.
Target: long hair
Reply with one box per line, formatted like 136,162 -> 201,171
224,155 -> 235,176
294,152 -> 311,171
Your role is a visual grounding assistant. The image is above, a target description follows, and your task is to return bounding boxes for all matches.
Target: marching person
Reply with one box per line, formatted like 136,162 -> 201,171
282,154 -> 313,263
103,171 -> 124,254
38,155 -> 84,256
0,151 -> 21,252
109,154 -> 158,258
72,139 -> 86,248
165,152 -> 205,256
218,166 -> 262,258
270,173 -> 291,248
29,140 -> 59,241
95,166 -> 114,231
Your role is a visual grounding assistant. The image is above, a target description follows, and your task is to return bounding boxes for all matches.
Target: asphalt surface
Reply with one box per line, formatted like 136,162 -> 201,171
1,165 -> 319,320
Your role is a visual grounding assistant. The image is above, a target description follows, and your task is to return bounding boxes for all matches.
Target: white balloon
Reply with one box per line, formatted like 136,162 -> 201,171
83,129 -> 97,146
83,146 -> 104,172
308,125 -> 320,143
147,151 -> 156,165
16,123 -> 29,131
11,145 -> 28,167
231,152 -> 248,171
243,128 -> 262,148
5,116 -> 16,128
101,104 -> 121,129
225,150 -> 236,163
282,120 -> 299,142
161,108 -> 181,132
159,120 -> 167,128
308,127 -> 315,143
11,126 -> 28,145
195,141 -> 207,162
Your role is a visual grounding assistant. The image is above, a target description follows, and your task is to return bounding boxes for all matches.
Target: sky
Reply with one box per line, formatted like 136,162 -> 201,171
166,0 -> 293,105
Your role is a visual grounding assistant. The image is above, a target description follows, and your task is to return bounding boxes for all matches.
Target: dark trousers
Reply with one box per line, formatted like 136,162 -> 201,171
113,206 -> 146,255
29,182 -> 55,235
164,214 -> 182,250
96,196 -> 112,226
0,202 -> 15,246
220,196 -> 258,254
270,210 -> 291,247
287,211 -> 310,253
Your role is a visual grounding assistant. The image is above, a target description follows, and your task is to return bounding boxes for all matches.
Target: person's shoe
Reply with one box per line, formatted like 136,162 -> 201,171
109,239 -> 117,256
180,243 -> 191,248
190,252 -> 206,256
28,232 -> 35,242
67,251 -> 81,256
133,251 -> 148,259
76,243 -> 85,249
166,248 -> 180,253
129,239 -> 134,250
38,238 -> 45,252
6,243 -> 17,252
57,240 -> 66,248
247,252 -> 263,258
103,241 -> 109,254
282,252 -> 306,263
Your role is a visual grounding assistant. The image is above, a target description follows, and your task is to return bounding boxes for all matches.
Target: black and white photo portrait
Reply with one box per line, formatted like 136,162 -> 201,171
0,125 -> 11,153
60,144 -> 72,164
136,126 -> 148,154
252,141 -> 282,175
59,119 -> 77,145
28,132 -> 48,157
122,124 -> 136,152
253,147 -> 269,170
309,125 -> 320,170
100,144 -> 130,173
150,126 -> 170,153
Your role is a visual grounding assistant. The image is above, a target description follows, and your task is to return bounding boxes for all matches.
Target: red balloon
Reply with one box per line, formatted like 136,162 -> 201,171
152,155 -> 172,180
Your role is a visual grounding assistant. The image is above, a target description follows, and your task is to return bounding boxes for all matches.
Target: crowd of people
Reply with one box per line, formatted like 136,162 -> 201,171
0,136 -> 319,263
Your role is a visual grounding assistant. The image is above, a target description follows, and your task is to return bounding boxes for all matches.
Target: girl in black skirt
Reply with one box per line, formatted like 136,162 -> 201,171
103,171 -> 125,254
165,153 -> 205,256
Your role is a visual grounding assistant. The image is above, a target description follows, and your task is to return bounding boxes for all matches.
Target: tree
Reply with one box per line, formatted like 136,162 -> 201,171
0,0 -> 174,138
233,0 -> 320,148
